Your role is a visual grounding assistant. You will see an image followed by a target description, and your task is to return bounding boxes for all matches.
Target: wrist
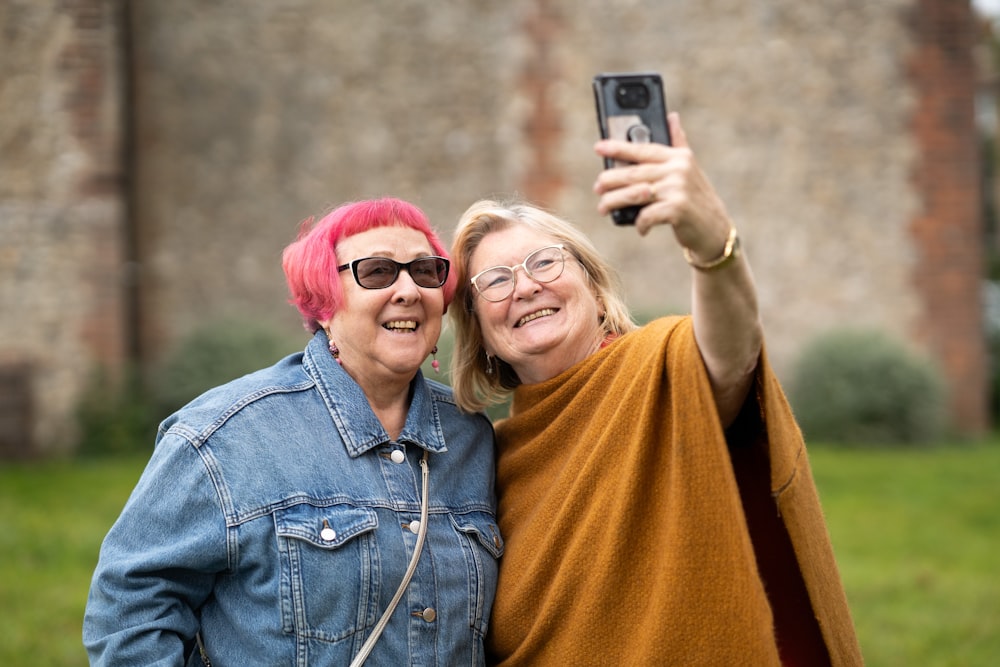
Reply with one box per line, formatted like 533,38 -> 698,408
683,226 -> 740,271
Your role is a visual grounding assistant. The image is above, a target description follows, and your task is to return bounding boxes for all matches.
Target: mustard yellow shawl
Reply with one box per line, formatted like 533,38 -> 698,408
486,317 -> 862,666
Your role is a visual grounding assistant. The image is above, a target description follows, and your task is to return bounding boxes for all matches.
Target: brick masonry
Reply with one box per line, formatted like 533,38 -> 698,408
0,0 -> 989,454
908,0 -> 989,431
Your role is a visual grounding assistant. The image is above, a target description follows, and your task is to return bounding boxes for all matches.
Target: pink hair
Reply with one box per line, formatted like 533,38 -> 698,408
282,198 -> 456,332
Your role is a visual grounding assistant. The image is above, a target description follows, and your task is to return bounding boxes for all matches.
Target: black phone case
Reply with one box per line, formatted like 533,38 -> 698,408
593,72 -> 671,225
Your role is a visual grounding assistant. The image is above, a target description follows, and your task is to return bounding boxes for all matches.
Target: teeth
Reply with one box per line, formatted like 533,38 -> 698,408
516,309 -> 555,327
384,320 -> 418,331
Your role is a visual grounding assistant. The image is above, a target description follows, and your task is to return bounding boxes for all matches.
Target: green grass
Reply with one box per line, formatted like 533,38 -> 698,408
809,439 -> 1000,666
0,456 -> 146,667
1,441 -> 998,666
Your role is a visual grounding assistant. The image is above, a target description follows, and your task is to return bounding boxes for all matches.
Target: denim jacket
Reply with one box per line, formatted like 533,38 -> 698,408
84,331 -> 502,666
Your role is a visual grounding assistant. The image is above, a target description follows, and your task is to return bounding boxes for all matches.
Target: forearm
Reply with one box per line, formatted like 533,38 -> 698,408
690,237 -> 763,427
592,111 -> 764,422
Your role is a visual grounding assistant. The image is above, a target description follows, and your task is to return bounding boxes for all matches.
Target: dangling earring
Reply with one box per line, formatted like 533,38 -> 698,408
328,335 -> 342,365
431,345 -> 440,374
485,352 -> 494,375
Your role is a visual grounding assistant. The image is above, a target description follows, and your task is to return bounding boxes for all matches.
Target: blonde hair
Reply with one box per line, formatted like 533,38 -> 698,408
449,199 -> 636,413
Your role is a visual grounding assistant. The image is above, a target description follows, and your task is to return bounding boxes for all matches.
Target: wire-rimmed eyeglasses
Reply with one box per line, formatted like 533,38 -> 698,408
470,244 -> 567,302
338,256 -> 450,289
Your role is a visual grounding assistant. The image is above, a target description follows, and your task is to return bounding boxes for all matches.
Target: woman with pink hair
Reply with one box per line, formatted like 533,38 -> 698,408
85,198 -> 501,666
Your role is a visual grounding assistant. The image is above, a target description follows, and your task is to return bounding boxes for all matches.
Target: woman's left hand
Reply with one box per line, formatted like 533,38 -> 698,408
592,112 -> 733,261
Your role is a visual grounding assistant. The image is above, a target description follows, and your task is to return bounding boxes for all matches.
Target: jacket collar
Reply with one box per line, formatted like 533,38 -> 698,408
303,330 -> 447,457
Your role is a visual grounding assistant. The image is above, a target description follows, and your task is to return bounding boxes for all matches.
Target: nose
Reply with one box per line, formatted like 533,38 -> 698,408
511,266 -> 542,300
392,268 -> 422,302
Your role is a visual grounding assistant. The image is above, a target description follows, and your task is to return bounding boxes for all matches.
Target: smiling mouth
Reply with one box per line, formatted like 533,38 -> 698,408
383,320 -> 418,332
515,308 -> 556,328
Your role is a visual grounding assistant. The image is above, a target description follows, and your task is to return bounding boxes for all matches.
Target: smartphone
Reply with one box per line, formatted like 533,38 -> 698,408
593,72 -> 671,225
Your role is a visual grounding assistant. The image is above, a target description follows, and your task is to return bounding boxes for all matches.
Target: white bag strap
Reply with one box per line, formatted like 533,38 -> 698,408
350,449 -> 430,667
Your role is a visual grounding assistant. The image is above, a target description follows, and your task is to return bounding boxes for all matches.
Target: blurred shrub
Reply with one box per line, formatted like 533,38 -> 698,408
151,319 -> 302,418
788,328 -> 948,445
76,366 -> 155,457
76,320 -> 303,457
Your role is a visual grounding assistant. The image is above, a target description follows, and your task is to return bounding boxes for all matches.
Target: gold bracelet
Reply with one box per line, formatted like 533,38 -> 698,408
683,227 -> 740,271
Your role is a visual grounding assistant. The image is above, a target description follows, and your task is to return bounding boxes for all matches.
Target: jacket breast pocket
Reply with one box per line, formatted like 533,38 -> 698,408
274,503 -> 379,643
451,511 -> 504,635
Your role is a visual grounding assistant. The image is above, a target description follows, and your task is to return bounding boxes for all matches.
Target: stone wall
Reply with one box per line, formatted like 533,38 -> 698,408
0,0 -> 126,455
129,0 -> 929,361
909,0 -> 988,430
0,0 -> 988,454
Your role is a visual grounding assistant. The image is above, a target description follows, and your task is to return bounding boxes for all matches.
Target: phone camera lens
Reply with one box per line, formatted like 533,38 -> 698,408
616,82 -> 650,109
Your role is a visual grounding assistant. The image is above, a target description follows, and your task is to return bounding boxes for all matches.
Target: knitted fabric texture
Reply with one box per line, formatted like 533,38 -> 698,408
485,316 -> 862,666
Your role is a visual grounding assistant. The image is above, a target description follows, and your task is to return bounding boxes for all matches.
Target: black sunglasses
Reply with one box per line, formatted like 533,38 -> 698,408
337,256 -> 450,289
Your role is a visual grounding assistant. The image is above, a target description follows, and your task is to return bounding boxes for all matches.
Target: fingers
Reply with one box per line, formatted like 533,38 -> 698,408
667,111 -> 688,149
596,183 -> 677,239
592,142 -> 690,199
634,186 -> 690,237
595,179 -> 658,217
594,138 -> 673,167
593,161 -> 669,196
635,199 -> 670,237
593,111 -> 686,161
592,111 -> 713,238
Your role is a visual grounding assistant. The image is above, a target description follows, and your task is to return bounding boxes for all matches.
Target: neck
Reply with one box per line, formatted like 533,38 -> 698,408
511,327 -> 607,385
338,358 -> 415,441
355,375 -> 413,441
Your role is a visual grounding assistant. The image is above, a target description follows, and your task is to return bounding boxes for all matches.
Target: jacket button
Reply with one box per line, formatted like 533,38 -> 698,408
320,527 -> 336,541
418,607 -> 436,622
406,520 -> 421,534
390,449 -> 405,464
